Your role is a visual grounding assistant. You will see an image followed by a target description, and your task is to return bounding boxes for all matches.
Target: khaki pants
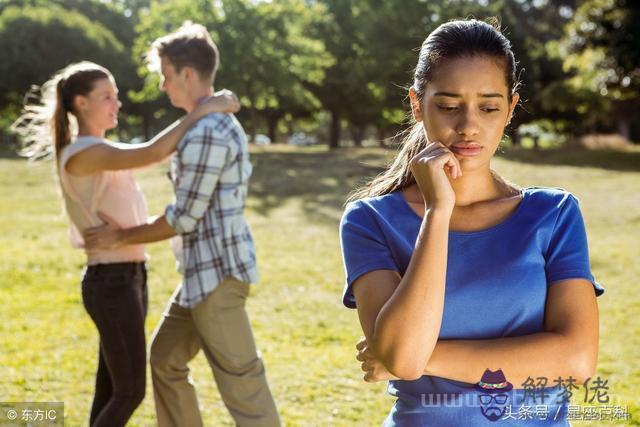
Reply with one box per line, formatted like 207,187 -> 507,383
150,277 -> 280,427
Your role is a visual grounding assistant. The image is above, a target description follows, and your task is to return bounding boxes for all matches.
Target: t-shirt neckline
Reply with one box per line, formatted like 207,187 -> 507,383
392,187 -> 530,236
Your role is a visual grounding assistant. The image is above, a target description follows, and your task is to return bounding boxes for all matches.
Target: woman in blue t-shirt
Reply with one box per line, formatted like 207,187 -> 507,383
339,19 -> 604,426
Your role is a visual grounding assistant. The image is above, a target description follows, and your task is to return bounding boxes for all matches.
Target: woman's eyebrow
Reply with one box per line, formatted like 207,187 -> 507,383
433,92 -> 461,98
432,92 -> 504,98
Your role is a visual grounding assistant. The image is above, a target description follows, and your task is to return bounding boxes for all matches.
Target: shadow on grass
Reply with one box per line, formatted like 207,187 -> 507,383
249,147 -> 389,225
497,147 -> 640,172
250,145 -> 640,224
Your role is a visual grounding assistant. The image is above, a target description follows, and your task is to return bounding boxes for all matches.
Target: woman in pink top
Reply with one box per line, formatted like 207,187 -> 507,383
13,61 -> 239,426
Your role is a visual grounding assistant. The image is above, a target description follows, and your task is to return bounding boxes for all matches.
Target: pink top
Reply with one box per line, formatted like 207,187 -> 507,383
58,137 -> 148,265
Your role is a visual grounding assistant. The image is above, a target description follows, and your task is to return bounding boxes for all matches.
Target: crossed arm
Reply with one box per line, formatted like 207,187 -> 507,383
353,270 -> 599,386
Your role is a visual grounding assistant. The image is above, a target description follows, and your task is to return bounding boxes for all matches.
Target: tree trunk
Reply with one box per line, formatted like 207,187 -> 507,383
143,110 -> 152,141
618,119 -> 630,140
267,116 -> 278,143
329,109 -> 341,149
510,129 -> 521,147
249,103 -> 257,143
351,125 -> 365,147
246,87 -> 257,142
377,127 -> 386,147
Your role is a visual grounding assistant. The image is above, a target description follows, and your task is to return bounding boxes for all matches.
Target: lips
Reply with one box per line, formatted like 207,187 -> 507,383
450,141 -> 482,156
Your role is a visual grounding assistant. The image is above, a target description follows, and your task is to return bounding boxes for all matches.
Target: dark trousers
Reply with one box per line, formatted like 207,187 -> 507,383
81,262 -> 148,427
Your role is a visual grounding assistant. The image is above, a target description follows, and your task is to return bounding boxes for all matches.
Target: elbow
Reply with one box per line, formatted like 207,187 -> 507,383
386,358 -> 425,381
390,366 -> 424,382
176,221 -> 197,234
378,347 -> 430,381
571,353 -> 598,384
166,203 -> 208,235
567,345 -> 598,384
168,214 -> 198,235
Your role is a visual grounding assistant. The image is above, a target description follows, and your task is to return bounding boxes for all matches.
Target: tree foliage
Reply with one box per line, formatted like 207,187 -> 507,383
0,4 -> 126,104
132,0 -> 331,141
1,0 -> 638,145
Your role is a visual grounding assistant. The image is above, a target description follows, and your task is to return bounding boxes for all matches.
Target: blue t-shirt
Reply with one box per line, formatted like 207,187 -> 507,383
340,187 -> 604,426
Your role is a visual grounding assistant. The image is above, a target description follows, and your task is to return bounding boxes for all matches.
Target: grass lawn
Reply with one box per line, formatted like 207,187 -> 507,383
1,144 -> 638,426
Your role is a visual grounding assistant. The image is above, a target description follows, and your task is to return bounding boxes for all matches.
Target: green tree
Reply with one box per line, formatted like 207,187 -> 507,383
0,4 -> 129,137
555,0 -> 640,138
132,0 -> 331,142
308,0 -> 365,148
130,0 -> 213,139
493,0 -> 580,143
313,0 -> 491,148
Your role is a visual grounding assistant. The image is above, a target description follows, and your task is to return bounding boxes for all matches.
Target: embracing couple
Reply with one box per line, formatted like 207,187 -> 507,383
15,23 -> 279,427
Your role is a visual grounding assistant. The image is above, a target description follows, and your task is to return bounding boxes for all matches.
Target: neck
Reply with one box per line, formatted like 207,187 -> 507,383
405,167 -> 510,207
449,167 -> 504,206
183,85 -> 214,113
77,120 -> 106,139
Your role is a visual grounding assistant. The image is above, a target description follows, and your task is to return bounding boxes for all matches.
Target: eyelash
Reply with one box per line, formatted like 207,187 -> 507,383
437,106 -> 500,113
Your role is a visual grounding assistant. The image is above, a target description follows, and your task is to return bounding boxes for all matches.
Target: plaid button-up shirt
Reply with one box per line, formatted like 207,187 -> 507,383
165,112 -> 259,308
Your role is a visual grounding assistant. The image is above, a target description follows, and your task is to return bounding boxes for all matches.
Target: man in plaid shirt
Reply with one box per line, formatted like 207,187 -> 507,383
83,22 -> 280,427
165,96 -> 259,308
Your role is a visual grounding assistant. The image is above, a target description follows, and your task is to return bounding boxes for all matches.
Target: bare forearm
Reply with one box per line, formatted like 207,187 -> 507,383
118,215 -> 177,245
144,115 -> 197,160
131,102 -> 215,162
426,333 -> 592,386
373,209 -> 451,379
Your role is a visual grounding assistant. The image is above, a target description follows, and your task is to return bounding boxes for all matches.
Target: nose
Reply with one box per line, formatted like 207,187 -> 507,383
454,108 -> 480,137
159,80 -> 167,92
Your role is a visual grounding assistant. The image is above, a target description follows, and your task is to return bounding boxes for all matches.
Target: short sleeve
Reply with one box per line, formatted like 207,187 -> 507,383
339,201 -> 400,308
545,194 -> 604,296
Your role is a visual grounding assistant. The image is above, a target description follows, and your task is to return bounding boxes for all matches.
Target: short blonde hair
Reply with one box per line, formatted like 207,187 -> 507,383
147,21 -> 219,83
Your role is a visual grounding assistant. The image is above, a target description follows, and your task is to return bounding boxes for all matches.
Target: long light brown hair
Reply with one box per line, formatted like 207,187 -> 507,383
11,61 -> 112,162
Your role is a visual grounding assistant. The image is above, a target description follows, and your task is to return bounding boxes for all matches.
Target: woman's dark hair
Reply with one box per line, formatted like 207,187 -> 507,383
349,18 -> 520,201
